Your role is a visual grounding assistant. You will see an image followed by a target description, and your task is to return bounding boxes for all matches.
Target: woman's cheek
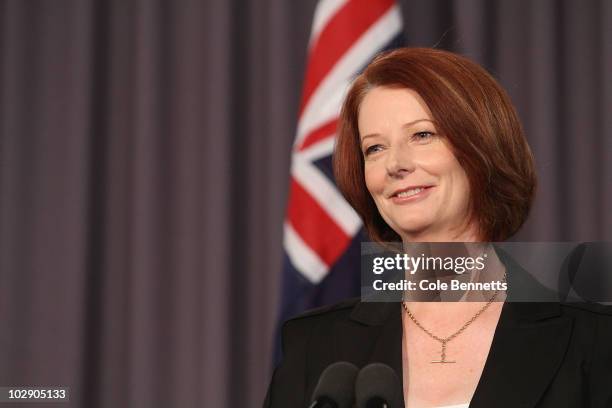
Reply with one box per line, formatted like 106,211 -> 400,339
364,173 -> 376,194
364,164 -> 384,195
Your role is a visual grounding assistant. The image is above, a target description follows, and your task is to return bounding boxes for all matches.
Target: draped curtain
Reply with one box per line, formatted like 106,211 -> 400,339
0,0 -> 610,407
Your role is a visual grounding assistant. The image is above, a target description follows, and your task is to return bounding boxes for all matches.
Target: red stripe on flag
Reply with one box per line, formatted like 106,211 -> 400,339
298,118 -> 339,151
299,0 -> 395,116
287,178 -> 351,267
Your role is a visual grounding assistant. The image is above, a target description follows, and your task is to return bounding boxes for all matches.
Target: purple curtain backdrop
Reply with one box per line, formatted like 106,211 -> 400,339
0,0 -> 610,407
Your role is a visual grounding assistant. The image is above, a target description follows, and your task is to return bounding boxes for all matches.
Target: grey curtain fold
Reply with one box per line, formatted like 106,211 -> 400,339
0,0 -> 610,407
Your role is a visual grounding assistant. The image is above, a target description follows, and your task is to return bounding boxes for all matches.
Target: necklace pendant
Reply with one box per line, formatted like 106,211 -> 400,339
431,359 -> 456,364
431,341 -> 456,364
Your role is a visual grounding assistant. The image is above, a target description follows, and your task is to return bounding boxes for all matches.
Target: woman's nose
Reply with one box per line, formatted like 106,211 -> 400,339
385,144 -> 415,178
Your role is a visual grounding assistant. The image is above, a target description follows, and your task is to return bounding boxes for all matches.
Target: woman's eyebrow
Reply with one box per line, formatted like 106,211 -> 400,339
402,118 -> 435,130
360,133 -> 380,143
360,119 -> 435,142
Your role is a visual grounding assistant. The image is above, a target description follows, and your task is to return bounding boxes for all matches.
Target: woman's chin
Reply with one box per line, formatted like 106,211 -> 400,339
393,224 -> 435,241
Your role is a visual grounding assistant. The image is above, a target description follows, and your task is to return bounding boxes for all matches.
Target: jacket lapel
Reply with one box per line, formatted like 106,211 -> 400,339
470,302 -> 573,408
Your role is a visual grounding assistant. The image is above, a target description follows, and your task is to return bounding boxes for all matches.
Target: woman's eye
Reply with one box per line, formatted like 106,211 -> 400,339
413,131 -> 435,142
364,144 -> 383,156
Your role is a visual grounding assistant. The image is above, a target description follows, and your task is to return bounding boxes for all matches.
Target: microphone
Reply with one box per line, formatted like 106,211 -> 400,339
355,363 -> 403,408
309,361 -> 359,408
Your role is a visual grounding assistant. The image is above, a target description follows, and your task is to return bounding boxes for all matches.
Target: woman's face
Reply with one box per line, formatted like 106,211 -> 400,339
358,86 -> 476,242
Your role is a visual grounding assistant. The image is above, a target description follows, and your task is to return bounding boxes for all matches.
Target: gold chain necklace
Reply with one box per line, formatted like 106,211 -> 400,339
401,273 -> 506,364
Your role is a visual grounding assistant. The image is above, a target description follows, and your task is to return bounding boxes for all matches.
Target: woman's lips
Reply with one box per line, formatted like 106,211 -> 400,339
389,186 -> 434,204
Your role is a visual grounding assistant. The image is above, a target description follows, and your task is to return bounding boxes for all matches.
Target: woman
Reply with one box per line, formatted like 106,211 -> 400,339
264,48 -> 612,407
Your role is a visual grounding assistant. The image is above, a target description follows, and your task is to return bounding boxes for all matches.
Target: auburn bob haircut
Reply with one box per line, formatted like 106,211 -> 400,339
333,48 -> 537,242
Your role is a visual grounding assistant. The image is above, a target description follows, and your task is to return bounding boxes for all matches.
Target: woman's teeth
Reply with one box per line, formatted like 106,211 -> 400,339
396,187 -> 424,198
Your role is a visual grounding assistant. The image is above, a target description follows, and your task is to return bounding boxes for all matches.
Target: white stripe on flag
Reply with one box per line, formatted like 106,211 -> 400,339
291,156 -> 363,237
295,81 -> 348,149
284,222 -> 329,283
309,0 -> 349,47
295,4 -> 403,149
297,134 -> 336,162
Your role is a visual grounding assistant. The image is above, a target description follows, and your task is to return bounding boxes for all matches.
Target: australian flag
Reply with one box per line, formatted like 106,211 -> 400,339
275,0 -> 404,363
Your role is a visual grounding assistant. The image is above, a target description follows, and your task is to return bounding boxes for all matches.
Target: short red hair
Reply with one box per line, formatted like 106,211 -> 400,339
333,48 -> 537,242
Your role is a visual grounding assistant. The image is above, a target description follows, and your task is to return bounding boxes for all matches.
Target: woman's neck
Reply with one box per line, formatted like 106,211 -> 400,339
403,301 -> 503,317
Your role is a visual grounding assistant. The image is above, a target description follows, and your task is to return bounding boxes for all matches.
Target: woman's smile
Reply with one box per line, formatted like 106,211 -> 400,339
389,185 -> 435,204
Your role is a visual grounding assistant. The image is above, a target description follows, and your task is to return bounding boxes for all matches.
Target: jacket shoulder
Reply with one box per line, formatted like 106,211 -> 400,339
284,297 -> 360,325
278,298 -> 360,348
264,298 -> 361,407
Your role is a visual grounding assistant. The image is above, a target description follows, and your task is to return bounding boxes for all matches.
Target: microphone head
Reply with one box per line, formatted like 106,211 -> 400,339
311,361 -> 359,408
355,363 -> 403,408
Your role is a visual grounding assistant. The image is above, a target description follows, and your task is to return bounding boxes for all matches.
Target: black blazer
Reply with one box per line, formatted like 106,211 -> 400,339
263,298 -> 612,407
